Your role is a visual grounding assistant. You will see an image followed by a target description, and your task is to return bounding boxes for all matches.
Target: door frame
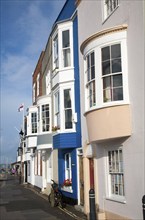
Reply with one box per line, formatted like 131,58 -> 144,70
77,148 -> 84,205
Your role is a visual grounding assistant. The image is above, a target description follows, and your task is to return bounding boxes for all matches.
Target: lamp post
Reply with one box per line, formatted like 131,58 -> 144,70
19,129 -> 25,184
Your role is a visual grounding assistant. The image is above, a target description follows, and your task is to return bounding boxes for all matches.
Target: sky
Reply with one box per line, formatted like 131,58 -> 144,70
0,0 -> 66,164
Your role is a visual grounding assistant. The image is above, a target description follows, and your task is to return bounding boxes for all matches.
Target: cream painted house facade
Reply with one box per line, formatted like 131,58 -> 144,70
77,0 -> 144,219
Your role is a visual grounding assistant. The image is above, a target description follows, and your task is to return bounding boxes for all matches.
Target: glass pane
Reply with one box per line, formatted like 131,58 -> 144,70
113,74 -> 122,87
87,55 -> 90,69
87,68 -> 90,82
102,46 -> 110,61
89,81 -> 96,107
62,30 -> 70,48
102,60 -> 110,75
91,66 -> 95,79
66,154 -> 69,168
111,44 -> 121,59
113,88 -> 123,101
54,35 -> 58,60
112,58 -> 122,73
64,89 -> 71,108
91,52 -> 94,65
89,84 -> 92,107
63,48 -> 71,67
55,92 -> 59,113
46,111 -> 49,117
65,109 -> 72,129
103,76 -> 111,89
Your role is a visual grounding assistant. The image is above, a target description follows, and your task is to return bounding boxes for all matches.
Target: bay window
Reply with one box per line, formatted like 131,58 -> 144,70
84,32 -> 128,111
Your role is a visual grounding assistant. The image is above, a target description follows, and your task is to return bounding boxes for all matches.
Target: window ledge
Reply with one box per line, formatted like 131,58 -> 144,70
61,186 -> 73,193
106,196 -> 126,204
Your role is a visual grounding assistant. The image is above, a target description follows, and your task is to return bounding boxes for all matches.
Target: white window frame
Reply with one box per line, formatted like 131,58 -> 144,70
64,88 -> 73,130
65,153 -> 72,180
53,34 -> 59,69
52,22 -> 73,71
85,51 -> 96,108
104,0 -> 119,20
101,43 -> 123,102
31,112 -> 37,134
41,104 -> 50,132
84,30 -> 129,112
105,146 -> 126,203
62,29 -> 71,68
54,90 -> 60,128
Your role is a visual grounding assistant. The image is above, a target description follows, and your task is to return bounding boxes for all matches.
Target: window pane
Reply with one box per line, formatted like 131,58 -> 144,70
62,30 -> 70,48
91,52 -> 94,65
111,44 -> 121,59
108,149 -> 124,197
103,76 -> 111,89
42,104 -> 49,132
64,89 -> 71,108
66,154 -> 69,168
102,46 -> 110,61
113,74 -> 122,87
102,60 -> 110,75
63,48 -> 71,67
65,109 -> 72,129
31,112 -> 37,133
91,66 -> 95,79
112,58 -> 122,73
113,88 -> 123,101
89,81 -> 96,107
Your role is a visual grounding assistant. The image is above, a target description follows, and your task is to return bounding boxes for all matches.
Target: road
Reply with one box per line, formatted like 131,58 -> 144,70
0,175 -> 86,220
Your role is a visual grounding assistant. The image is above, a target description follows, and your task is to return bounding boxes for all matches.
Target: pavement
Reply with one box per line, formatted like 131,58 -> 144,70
24,180 -> 87,220
0,175 -> 87,220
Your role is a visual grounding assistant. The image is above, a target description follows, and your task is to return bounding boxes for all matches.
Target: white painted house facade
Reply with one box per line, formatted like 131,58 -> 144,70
77,0 -> 144,219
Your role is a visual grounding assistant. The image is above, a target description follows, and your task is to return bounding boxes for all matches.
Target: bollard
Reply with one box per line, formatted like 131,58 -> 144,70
89,189 -> 97,220
142,195 -> 145,220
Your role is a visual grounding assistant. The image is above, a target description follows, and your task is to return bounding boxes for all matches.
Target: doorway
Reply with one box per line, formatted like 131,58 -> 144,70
79,155 -> 84,205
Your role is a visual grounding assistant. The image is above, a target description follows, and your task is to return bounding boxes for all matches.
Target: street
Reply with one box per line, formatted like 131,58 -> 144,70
0,175 -> 86,220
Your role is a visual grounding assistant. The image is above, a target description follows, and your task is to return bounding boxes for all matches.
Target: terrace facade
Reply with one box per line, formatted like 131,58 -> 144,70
77,0 -> 144,219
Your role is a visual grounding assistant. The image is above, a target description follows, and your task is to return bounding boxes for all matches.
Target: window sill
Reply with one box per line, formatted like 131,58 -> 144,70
84,102 -> 130,116
61,186 -> 73,193
106,196 -> 126,204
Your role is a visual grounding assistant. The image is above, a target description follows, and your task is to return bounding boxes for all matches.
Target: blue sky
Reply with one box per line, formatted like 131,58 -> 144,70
0,0 -> 65,164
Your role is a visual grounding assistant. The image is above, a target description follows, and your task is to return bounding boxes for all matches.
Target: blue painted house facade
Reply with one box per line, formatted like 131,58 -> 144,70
51,0 -> 82,204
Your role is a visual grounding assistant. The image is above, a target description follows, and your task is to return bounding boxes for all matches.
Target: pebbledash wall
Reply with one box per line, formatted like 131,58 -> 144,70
77,0 -> 144,219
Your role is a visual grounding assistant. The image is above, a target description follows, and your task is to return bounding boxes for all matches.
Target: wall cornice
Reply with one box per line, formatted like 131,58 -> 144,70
80,24 -> 128,54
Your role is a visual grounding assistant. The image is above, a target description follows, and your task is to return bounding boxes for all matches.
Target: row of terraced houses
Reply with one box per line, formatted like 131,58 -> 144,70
16,0 -> 144,219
